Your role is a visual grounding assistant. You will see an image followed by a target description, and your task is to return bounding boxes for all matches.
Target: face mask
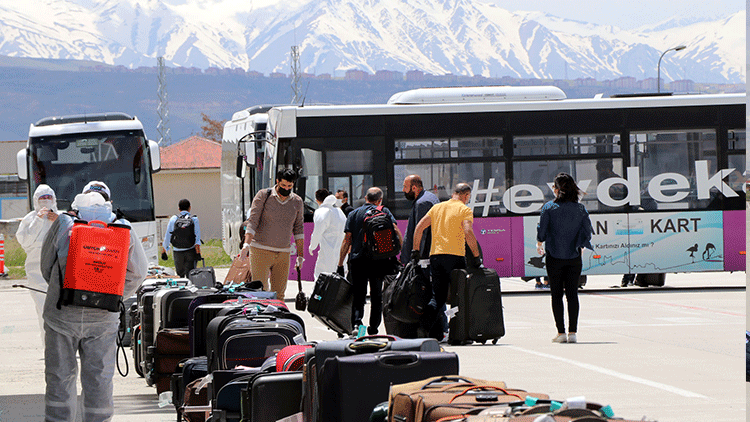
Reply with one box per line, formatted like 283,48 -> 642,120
38,199 -> 54,210
277,186 -> 292,197
404,191 -> 416,201
78,203 -> 113,223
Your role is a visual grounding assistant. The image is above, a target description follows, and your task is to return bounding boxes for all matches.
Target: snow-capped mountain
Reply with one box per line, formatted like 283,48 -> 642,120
0,0 -> 744,83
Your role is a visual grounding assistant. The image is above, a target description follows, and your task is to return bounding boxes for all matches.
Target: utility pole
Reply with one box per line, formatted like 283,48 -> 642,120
157,56 -> 171,145
291,46 -> 301,104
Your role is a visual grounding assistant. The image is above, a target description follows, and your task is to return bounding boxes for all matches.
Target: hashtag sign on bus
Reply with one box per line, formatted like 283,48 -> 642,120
469,179 -> 501,217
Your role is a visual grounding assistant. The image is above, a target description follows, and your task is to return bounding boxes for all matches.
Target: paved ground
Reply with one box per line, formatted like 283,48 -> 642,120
0,267 -> 745,422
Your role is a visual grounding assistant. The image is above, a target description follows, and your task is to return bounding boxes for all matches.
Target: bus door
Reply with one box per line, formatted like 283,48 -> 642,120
292,138 -> 383,217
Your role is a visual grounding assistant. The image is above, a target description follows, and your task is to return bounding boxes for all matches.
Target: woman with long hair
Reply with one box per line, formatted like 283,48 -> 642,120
536,173 -> 594,343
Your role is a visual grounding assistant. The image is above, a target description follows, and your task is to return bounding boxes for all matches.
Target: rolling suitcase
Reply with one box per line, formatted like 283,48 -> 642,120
211,372 -> 261,422
241,371 -> 304,422
448,266 -> 504,345
318,351 -> 459,422
206,313 -> 305,372
307,272 -> 354,336
388,376 -> 549,422
188,258 -> 217,288
188,291 -> 276,357
152,328 -> 190,393
302,336 -> 441,422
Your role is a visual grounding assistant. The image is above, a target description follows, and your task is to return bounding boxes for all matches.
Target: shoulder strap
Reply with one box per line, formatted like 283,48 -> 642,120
257,188 -> 274,226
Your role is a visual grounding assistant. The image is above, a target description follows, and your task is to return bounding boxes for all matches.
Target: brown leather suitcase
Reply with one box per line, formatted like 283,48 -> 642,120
388,376 -> 549,422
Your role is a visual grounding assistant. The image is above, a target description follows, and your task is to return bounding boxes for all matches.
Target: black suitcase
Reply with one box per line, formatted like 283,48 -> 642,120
131,325 -> 144,377
188,259 -> 217,288
302,336 -> 440,422
318,351 -> 459,422
159,288 -> 215,331
211,372 -> 261,422
241,371 -> 304,422
307,272 -> 354,335
448,267 -> 505,345
206,314 -> 305,372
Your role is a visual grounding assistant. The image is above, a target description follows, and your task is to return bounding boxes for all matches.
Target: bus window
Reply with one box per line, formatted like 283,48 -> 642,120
395,162 -> 506,217
514,133 -> 620,156
396,137 -> 502,159
512,159 -> 606,213
631,130 -> 717,210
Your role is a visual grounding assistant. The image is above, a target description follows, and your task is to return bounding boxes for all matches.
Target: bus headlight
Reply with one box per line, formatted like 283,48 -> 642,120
141,234 -> 155,251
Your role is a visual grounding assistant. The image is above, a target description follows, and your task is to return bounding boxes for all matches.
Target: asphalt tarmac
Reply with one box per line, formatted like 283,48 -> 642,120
0,270 -> 745,422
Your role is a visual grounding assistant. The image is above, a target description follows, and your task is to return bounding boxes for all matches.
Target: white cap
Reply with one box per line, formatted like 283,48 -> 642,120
82,181 -> 111,201
71,192 -> 106,210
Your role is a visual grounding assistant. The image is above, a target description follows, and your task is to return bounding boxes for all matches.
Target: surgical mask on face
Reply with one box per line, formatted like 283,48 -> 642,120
78,203 -> 113,223
38,199 -> 54,210
277,186 -> 292,197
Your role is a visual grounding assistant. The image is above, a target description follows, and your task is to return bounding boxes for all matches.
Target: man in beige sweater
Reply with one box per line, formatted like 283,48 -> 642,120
240,169 -> 305,299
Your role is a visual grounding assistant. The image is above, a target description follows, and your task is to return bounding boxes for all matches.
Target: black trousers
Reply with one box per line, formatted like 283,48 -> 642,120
173,247 -> 198,277
349,257 -> 388,334
420,254 -> 465,339
545,254 -> 582,334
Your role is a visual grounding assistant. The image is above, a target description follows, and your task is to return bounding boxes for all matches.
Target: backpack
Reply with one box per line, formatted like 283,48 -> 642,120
383,260 -> 431,324
171,213 -> 196,248
362,205 -> 400,259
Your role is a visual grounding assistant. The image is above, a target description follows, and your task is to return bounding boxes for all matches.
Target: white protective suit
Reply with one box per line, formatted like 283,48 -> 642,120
40,192 -> 148,422
15,184 -> 59,333
308,194 -> 347,280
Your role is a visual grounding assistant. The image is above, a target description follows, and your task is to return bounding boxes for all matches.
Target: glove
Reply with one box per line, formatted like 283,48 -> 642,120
296,256 -> 305,270
161,251 -> 168,261
336,266 -> 345,277
410,250 -> 421,262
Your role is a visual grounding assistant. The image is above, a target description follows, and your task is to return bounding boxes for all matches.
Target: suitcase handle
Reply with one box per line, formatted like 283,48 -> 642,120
421,376 -> 481,390
347,339 -> 389,353
448,386 -> 523,403
354,334 -> 399,342
377,352 -> 419,367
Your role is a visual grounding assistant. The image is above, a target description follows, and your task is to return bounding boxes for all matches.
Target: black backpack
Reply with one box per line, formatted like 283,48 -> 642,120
362,205 -> 400,259
171,214 -> 196,248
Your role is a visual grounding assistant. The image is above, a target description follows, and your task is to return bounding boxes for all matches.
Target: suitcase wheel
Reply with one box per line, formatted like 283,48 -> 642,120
492,338 -> 499,345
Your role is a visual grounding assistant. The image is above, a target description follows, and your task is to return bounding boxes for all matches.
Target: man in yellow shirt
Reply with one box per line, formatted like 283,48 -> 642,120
412,183 -> 481,339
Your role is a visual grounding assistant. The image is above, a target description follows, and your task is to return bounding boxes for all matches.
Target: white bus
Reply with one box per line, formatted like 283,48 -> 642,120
222,87 -> 746,282
16,113 -> 162,264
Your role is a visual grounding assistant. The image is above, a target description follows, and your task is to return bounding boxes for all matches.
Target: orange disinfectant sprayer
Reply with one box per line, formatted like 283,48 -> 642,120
60,220 -> 131,312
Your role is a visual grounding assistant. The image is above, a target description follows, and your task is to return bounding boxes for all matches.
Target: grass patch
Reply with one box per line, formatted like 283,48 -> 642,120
160,239 -> 232,268
6,236 -> 232,279
3,237 -> 26,279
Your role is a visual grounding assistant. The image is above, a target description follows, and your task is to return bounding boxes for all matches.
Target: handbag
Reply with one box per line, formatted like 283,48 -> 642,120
295,267 -> 308,311
223,254 -> 252,285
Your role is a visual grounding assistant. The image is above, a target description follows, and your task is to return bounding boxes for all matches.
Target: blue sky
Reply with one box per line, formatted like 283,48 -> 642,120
494,0 -> 744,30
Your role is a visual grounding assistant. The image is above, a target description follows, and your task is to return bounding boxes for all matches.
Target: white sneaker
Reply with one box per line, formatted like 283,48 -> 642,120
567,333 -> 577,343
552,333 -> 567,343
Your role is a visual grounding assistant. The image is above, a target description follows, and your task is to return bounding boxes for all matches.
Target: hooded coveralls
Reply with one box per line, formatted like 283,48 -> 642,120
308,194 -> 347,280
15,184 -> 59,333
40,194 -> 148,422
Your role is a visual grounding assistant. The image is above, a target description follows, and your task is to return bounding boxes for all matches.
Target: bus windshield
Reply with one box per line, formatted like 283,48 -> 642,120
28,130 -> 155,222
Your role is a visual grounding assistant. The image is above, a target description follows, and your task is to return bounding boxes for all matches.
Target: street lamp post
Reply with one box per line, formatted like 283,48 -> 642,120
657,45 -> 686,93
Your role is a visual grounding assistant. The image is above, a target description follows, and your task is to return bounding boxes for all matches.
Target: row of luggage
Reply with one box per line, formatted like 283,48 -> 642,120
173,334 -> 654,422
127,270 -> 282,393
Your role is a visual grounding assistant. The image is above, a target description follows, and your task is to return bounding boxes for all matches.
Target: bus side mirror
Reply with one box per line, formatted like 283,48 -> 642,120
16,149 -> 27,180
236,155 -> 247,178
148,140 -> 161,173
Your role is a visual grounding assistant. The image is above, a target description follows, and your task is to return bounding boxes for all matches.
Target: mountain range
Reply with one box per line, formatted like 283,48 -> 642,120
0,0 -> 744,83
